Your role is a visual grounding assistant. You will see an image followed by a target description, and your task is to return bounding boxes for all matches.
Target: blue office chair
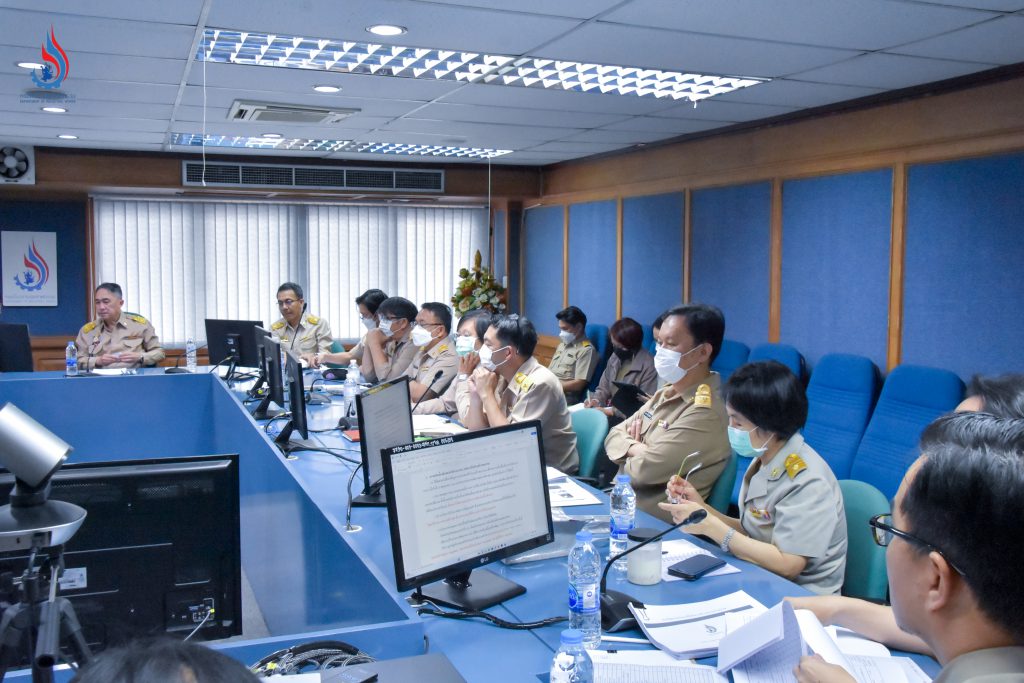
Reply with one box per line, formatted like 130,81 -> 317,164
571,408 -> 610,480
748,342 -> 805,381
803,354 -> 880,479
711,339 -> 750,382
585,323 -> 610,393
641,324 -> 657,355
849,365 -> 964,500
706,452 -> 737,515
839,480 -> 889,601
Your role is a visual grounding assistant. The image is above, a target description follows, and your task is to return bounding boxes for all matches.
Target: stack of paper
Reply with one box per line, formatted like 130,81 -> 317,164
628,591 -> 767,659
411,413 -> 468,437
589,650 -> 727,682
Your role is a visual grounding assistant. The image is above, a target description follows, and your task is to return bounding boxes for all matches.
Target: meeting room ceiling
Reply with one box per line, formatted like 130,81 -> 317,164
1,0 -> 1023,167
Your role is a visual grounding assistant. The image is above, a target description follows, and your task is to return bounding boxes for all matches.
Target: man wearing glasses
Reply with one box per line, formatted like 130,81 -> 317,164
791,412 -> 1024,682
404,302 -> 459,402
361,296 -> 419,383
270,282 -> 333,360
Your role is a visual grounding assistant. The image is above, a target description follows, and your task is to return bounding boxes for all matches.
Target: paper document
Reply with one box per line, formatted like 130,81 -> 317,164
660,539 -> 740,581
547,466 -> 569,481
548,478 -> 602,507
629,590 -> 767,659
411,413 -> 468,436
590,650 -> 727,683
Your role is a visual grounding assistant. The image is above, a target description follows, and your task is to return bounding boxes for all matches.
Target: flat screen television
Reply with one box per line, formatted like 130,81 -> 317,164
0,455 -> 242,665
381,421 -> 553,610
352,377 -> 414,507
204,319 -> 264,380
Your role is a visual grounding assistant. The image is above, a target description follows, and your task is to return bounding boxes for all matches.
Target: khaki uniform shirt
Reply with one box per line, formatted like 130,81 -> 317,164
605,373 -> 731,523
739,432 -> 848,596
457,356 -> 579,474
934,647 -> 1024,683
271,314 -> 333,359
413,372 -> 465,417
405,338 -> 460,397
346,336 -> 378,384
591,348 -> 659,418
75,312 -> 165,369
371,335 -> 418,382
549,337 -> 598,405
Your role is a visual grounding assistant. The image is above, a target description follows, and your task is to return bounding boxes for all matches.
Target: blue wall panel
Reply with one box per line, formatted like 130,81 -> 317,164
568,200 -> 617,326
903,152 -> 1024,378
0,200 -> 87,335
522,205 -> 564,335
781,170 -> 892,369
493,209 -> 507,283
621,193 -> 683,327
691,183 -> 770,348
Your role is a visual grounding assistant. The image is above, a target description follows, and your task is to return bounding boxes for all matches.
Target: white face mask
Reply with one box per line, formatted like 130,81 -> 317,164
411,324 -> 434,347
455,335 -> 476,357
654,343 -> 702,385
478,344 -> 510,372
558,329 -> 576,345
361,316 -> 376,331
378,319 -> 395,338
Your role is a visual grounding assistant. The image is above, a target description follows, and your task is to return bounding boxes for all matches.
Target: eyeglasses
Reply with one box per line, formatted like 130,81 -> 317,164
868,514 -> 966,577
418,322 -> 444,329
277,299 -> 300,307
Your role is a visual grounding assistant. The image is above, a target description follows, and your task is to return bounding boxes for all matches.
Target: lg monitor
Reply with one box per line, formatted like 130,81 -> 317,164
274,351 -> 309,447
204,319 -> 264,380
0,455 -> 242,665
352,377 -> 414,507
381,421 -> 553,611
0,323 -> 32,372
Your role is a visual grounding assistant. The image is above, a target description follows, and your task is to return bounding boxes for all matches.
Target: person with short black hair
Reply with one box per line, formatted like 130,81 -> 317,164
414,309 -> 491,417
305,288 -> 387,380
793,412 -> 1024,682
405,302 -> 459,401
662,360 -> 848,594
651,311 -> 668,346
585,317 -> 658,421
70,637 -> 260,683
549,305 -> 598,404
271,282 -> 333,360
74,283 -> 166,369
605,304 -> 731,522
458,315 -> 579,474
958,373 -> 1024,418
360,296 -> 419,382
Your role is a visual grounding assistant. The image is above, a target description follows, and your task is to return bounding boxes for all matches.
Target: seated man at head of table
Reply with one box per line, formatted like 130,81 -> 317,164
75,282 -> 165,369
792,412 -> 1024,683
405,302 -> 460,402
270,282 -> 333,360
359,296 -> 420,383
414,309 -> 491,418
458,314 -> 579,475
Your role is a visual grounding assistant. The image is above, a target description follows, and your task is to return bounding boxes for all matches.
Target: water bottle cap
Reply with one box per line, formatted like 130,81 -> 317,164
574,530 -> 593,543
615,474 -> 631,484
560,629 -> 583,645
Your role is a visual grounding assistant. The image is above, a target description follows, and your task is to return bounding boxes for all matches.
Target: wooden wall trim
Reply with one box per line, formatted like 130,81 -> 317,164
769,179 -> 783,343
85,197 -> 95,318
29,336 -> 209,372
615,198 -> 623,319
562,204 -> 570,308
887,163 -> 908,372
683,188 -> 692,304
535,334 -> 559,368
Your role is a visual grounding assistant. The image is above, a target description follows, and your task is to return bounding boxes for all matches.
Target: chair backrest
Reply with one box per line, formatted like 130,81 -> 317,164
804,354 -> 880,479
0,323 -> 33,372
730,453 -> 753,507
748,342 -> 805,380
641,324 -> 657,356
707,451 -> 737,514
849,365 -> 964,500
838,479 -> 889,601
585,324 -> 610,392
571,408 -> 610,479
711,339 -> 751,381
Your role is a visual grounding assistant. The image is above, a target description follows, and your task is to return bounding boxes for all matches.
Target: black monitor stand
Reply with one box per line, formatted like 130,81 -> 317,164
413,570 -> 526,612
251,391 -> 283,420
351,479 -> 387,507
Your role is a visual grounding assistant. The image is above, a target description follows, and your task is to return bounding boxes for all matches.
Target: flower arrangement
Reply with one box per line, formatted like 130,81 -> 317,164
452,250 -> 507,314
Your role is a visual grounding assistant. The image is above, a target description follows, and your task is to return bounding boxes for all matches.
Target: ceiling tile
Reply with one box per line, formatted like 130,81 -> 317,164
416,0 -> 624,19
0,124 -> 165,144
0,0 -> 205,25
888,15 -> 1024,64
410,102 -> 626,128
711,79 -> 887,108
652,99 -> 801,122
556,128 -> 680,144
898,0 -> 1024,10
438,83 -> 684,115
599,117 -> 728,134
0,73 -> 180,104
520,140 -> 626,154
1,112 -> 169,133
790,52 -> 999,88
0,95 -> 173,120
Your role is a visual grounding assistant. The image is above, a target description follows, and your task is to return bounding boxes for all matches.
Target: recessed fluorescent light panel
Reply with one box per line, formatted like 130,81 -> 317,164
169,133 -> 511,159
197,29 -> 766,102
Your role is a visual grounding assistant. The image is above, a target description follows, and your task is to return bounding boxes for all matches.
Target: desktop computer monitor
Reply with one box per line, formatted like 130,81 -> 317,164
204,319 -> 264,379
253,333 -> 285,420
0,323 -> 33,372
352,377 -> 414,507
0,455 -> 242,664
381,421 -> 553,611
275,351 -> 309,446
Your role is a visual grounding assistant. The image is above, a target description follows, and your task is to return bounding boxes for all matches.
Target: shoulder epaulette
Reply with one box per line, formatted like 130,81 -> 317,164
82,321 -> 97,334
306,314 -> 320,325
126,313 -> 148,324
271,321 -> 285,330
514,372 -> 534,393
785,453 -> 808,479
693,383 -> 713,407
437,343 -> 449,354
581,340 -> 592,347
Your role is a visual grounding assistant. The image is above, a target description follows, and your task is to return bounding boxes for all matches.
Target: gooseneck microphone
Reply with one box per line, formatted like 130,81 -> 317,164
411,370 -> 444,413
600,508 -> 708,632
165,343 -> 208,374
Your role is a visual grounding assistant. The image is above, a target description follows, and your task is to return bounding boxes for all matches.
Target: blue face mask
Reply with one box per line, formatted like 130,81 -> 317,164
728,425 -> 769,458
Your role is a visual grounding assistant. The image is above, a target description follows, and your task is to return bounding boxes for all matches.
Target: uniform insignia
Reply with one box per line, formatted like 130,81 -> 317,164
643,410 -> 654,420
581,340 -> 591,347
513,372 -> 534,392
437,343 -> 449,353
770,467 -> 780,478
271,321 -> 285,330
126,313 -> 147,324
306,315 -> 320,324
784,453 -> 807,479
82,321 -> 97,334
749,506 -> 772,521
694,384 -> 712,407
657,419 -> 668,429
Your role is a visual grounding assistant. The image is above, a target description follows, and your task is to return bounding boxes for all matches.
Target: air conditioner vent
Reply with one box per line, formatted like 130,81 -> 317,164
181,161 -> 443,193
228,100 -> 359,125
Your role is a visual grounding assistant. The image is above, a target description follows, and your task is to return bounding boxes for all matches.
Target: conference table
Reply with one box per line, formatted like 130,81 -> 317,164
0,368 -> 940,682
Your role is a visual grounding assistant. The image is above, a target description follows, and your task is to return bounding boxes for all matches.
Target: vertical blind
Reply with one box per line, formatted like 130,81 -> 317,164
94,199 -> 487,346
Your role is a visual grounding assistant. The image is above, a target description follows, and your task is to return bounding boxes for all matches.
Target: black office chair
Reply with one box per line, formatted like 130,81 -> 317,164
0,323 -> 34,372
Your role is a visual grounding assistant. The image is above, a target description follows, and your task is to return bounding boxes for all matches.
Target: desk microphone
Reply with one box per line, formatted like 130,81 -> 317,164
600,508 -> 708,632
165,343 -> 207,374
411,370 -> 444,413
343,463 -> 364,533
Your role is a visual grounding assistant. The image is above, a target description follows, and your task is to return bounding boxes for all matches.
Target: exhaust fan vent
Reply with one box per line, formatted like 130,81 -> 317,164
182,161 -> 443,193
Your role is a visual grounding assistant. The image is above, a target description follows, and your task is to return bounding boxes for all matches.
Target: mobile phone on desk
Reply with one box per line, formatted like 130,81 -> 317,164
667,554 -> 725,580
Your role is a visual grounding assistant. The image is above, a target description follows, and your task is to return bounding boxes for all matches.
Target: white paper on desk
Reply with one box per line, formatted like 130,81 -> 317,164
796,610 -> 912,683
629,590 -> 766,659
718,600 -> 807,677
660,539 -> 740,581
411,414 -> 468,436
548,478 -> 601,507
832,626 -> 891,657
547,466 -> 568,481
590,650 -> 727,683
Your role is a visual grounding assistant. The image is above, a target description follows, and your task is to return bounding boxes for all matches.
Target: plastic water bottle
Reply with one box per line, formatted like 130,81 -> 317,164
65,341 -> 78,377
549,629 -> 594,683
185,337 -> 197,373
343,372 -> 358,418
568,530 -> 601,650
346,359 -> 361,385
609,474 -> 636,575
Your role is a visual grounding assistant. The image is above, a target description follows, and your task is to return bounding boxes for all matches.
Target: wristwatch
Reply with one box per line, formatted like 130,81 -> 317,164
720,528 -> 736,554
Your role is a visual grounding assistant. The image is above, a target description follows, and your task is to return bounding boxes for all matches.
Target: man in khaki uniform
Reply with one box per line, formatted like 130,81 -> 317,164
549,305 -> 598,405
75,282 -> 165,369
362,296 -> 419,382
405,302 -> 460,402
459,315 -> 579,474
271,282 -> 333,359
414,309 -> 491,418
605,304 -> 730,522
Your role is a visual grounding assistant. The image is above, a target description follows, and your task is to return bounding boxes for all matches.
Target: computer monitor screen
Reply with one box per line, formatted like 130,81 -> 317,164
0,323 -> 33,372
352,377 -> 414,506
275,350 -> 308,445
382,421 -> 553,610
0,455 -> 242,664
204,319 -> 264,370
